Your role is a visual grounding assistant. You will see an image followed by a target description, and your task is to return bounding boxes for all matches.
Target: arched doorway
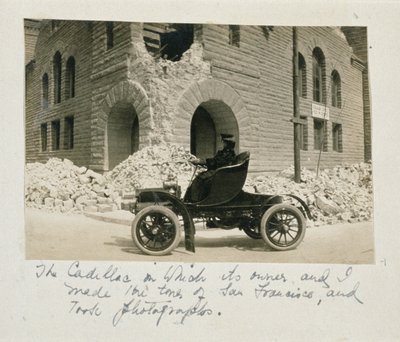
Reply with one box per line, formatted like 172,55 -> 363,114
172,79 -> 252,155
107,102 -> 139,169
190,100 -> 239,159
91,80 -> 152,173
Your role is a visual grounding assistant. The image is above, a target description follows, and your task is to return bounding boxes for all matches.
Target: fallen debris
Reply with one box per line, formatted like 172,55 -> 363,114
25,144 -> 197,214
105,143 -> 196,195
25,158 -> 120,214
244,162 -> 373,226
25,144 -> 373,227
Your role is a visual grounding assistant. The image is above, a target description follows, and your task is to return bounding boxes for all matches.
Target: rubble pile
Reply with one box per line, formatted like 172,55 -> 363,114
25,158 -> 121,213
25,144 -> 197,214
106,143 -> 197,194
245,162 -> 373,226
25,144 -> 373,227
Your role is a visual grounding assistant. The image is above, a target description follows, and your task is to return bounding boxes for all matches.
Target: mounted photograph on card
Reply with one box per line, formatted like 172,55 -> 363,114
24,20 -> 373,263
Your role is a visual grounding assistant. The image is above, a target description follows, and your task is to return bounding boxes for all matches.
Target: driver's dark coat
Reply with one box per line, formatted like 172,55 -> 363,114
189,147 -> 236,202
205,148 -> 236,170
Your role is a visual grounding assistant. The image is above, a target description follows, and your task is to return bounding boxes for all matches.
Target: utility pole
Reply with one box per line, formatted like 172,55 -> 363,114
292,26 -> 302,183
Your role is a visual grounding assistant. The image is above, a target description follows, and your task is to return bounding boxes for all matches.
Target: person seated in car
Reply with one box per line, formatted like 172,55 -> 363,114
190,133 -> 236,202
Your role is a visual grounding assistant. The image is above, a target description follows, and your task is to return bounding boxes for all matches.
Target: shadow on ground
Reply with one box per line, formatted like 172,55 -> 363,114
105,234 -> 271,256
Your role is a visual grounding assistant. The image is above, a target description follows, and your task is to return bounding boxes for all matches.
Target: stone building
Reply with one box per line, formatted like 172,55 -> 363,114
25,20 -> 370,174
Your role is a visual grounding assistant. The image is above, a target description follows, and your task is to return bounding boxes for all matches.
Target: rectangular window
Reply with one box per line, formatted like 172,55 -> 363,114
299,116 -> 308,150
40,123 -> 47,152
64,116 -> 74,149
51,120 -> 60,151
106,22 -> 114,50
314,119 -> 327,151
229,25 -> 240,47
51,20 -> 61,32
332,123 -> 343,152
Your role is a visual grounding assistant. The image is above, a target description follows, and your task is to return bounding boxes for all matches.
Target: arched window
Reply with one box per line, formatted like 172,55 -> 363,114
331,70 -> 341,108
106,22 -> 114,50
298,53 -> 307,98
53,51 -> 62,104
42,73 -> 49,109
312,48 -> 325,103
65,57 -> 75,99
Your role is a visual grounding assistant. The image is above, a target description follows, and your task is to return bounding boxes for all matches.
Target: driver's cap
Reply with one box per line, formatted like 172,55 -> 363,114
221,133 -> 235,142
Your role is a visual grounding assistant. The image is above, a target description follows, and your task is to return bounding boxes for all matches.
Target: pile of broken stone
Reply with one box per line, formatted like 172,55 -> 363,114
107,143 -> 196,195
25,144 -> 373,226
244,162 -> 373,226
24,144 -> 197,215
25,158 -> 121,214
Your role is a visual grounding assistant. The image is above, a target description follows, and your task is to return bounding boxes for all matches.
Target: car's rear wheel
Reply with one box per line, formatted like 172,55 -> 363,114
260,204 -> 306,250
131,206 -> 181,256
243,225 -> 262,239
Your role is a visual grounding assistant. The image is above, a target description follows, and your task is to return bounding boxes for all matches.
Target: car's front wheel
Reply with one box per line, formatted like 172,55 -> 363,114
131,205 -> 181,256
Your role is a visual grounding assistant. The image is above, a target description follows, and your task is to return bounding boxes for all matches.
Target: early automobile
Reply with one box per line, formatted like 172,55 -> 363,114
131,151 -> 312,256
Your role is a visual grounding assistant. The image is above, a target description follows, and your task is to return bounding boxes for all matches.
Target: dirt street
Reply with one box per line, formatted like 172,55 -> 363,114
25,208 -> 374,264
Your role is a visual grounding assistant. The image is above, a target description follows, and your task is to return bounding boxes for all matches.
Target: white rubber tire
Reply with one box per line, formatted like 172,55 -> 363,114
131,205 -> 181,256
260,204 -> 306,251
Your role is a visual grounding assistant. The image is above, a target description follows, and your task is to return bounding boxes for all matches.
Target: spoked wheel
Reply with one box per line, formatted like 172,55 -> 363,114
260,204 -> 306,251
131,206 -> 181,256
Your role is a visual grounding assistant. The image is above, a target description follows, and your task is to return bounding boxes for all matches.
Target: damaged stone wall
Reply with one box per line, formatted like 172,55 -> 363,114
128,24 -> 212,143
26,22 -> 369,177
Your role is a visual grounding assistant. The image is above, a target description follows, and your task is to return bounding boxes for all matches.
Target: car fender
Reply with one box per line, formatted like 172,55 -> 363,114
136,190 -> 196,253
264,194 -> 312,220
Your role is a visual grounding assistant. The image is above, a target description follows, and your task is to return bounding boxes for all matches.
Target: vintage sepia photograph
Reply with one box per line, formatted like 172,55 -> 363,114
24,20 -> 373,263
4,0 -> 400,339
